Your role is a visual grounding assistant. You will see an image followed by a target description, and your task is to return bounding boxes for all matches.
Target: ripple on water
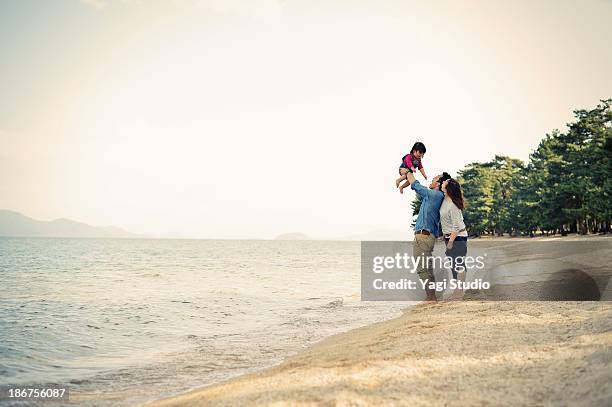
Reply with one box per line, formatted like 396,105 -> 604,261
0,238 -> 404,406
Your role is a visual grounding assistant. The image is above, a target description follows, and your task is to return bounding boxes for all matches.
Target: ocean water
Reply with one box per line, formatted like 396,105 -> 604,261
0,238 -> 406,406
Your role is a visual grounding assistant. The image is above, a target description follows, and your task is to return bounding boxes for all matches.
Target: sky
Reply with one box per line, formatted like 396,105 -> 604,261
1,0 -> 611,239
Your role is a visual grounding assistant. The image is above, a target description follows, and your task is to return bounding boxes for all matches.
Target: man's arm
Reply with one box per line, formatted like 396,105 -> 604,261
405,171 -> 417,185
408,174 -> 429,199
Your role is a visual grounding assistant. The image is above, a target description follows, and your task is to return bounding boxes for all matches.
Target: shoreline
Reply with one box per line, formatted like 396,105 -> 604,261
143,236 -> 612,406
140,305 -> 414,407
134,302 -> 415,406
143,301 -> 612,407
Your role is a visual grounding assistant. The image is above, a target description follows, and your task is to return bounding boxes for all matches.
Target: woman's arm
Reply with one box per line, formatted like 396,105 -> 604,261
446,231 -> 457,249
447,205 -> 464,249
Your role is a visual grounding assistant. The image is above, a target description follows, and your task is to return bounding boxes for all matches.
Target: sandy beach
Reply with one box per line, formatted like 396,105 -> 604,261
145,236 -> 612,407
145,301 -> 611,406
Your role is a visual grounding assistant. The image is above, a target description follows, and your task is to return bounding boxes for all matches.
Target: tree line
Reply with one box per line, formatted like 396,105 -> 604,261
412,99 -> 611,237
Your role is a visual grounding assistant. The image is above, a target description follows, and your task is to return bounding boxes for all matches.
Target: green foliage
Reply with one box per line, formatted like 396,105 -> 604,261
458,162 -> 495,235
413,99 -> 612,236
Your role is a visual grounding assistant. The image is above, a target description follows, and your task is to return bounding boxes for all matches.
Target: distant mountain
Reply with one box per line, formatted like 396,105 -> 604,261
0,210 -> 142,238
274,232 -> 312,240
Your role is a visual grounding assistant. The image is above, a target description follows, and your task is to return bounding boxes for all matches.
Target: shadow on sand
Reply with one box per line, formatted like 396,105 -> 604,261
466,268 -> 603,301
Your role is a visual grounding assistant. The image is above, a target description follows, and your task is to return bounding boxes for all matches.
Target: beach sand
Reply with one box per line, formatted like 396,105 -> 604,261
144,236 -> 612,406
144,301 -> 611,406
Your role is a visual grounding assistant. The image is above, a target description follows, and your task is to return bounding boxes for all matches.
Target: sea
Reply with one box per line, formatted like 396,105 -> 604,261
0,238 -> 407,406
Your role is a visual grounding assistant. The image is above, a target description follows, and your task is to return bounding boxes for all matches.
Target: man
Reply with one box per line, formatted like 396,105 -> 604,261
405,171 -> 451,301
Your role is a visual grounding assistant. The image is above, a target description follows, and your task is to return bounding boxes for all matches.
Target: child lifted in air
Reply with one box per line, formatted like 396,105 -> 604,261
396,142 -> 427,194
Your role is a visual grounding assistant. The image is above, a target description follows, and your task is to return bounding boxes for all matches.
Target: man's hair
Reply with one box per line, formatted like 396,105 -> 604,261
438,172 -> 451,188
411,142 -> 426,154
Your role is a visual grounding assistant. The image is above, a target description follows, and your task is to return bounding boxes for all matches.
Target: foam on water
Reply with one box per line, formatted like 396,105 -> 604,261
0,238 -> 406,406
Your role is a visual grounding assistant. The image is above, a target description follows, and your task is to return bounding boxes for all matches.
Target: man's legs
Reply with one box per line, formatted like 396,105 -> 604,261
414,234 -> 436,301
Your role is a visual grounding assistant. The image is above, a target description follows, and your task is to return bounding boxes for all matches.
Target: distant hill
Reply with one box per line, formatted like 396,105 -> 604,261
0,210 -> 142,238
274,232 -> 312,240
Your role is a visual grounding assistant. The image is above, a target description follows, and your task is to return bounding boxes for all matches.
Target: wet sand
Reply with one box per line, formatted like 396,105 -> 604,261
144,301 -> 611,406
144,236 -> 612,406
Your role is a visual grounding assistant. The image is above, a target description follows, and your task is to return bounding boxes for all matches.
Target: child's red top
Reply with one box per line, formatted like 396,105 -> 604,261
403,153 -> 423,170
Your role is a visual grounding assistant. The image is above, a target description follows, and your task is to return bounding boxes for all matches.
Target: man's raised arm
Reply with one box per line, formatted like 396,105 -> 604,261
406,172 -> 429,199
405,172 -> 417,185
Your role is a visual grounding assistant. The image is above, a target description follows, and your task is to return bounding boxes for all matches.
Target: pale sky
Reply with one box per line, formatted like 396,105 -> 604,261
1,0 -> 611,239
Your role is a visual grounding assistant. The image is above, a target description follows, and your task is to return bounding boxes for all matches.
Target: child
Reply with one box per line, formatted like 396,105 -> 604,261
396,142 -> 427,194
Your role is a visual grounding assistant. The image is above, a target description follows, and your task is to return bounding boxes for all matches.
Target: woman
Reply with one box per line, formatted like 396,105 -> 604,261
440,178 -> 468,300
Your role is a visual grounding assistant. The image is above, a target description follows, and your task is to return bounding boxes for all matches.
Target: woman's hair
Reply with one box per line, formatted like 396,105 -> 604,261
411,142 -> 426,154
445,178 -> 465,210
438,172 -> 451,189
